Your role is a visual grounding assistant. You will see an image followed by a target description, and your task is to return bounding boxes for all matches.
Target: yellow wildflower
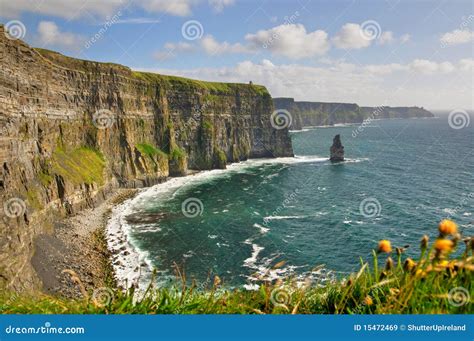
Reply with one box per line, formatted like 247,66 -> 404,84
434,239 -> 454,253
403,258 -> 416,272
438,219 -> 458,236
363,296 -> 373,306
415,269 -> 426,278
377,240 -> 392,253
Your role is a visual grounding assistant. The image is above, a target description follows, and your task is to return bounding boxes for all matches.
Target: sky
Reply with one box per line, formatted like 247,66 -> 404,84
1,0 -> 473,110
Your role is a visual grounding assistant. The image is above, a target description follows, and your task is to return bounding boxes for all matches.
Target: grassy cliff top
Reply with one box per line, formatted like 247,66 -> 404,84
34,48 -> 132,75
132,71 -> 269,95
33,47 -> 269,96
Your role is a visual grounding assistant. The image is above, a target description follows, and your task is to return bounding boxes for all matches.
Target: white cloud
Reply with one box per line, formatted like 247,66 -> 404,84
409,59 -> 454,75
154,35 -> 251,60
201,35 -> 251,55
1,0 -> 197,19
440,29 -> 474,46
136,58 -> 472,109
158,23 -> 330,59
377,31 -> 394,45
113,18 -> 161,24
153,42 -> 195,60
332,23 -> 372,49
140,0 -> 197,17
400,34 -> 411,43
245,24 -> 330,59
37,21 -> 85,49
364,63 -> 407,75
208,0 -> 235,12
459,58 -> 474,71
164,41 -> 195,51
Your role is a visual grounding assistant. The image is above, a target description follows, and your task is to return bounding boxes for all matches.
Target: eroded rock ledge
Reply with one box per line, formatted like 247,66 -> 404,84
0,25 -> 293,292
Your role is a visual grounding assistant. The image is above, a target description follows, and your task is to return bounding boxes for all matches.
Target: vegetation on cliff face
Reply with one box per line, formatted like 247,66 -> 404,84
135,143 -> 167,159
51,146 -> 106,185
1,220 -> 471,314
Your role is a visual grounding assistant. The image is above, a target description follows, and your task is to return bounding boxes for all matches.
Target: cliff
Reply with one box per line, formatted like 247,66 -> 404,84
0,25 -> 293,292
273,98 -> 434,130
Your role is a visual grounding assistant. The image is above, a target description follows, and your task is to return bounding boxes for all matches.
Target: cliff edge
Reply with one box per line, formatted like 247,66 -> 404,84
0,25 -> 293,292
273,98 -> 434,130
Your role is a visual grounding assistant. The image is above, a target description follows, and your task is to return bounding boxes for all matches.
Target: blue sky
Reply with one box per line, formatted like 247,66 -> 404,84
1,0 -> 473,109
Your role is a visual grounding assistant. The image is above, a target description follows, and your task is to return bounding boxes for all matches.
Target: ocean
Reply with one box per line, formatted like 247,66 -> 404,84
107,114 -> 474,290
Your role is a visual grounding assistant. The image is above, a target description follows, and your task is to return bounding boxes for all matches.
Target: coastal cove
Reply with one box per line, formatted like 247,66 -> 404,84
105,117 -> 474,292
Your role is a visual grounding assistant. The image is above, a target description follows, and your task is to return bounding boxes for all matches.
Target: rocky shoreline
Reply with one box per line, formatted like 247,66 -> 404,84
31,189 -> 138,298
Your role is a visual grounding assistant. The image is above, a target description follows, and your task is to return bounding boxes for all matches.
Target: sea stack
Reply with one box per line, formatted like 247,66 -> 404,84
330,134 -> 345,162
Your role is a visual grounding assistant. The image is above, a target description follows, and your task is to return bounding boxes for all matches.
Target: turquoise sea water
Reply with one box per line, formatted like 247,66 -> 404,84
112,115 -> 474,289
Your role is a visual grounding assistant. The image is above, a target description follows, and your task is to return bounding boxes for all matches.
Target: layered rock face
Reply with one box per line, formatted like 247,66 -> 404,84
273,98 -> 434,130
0,26 -> 293,292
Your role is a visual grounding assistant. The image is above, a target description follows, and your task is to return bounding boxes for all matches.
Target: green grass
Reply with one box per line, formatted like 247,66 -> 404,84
136,143 -> 167,159
169,146 -> 186,161
34,48 -> 270,97
51,146 -> 106,185
38,171 -> 54,186
132,71 -> 269,96
1,220 -> 472,314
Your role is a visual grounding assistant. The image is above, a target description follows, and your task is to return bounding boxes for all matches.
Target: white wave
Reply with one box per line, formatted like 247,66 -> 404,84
263,214 -> 324,220
289,128 -> 314,133
106,198 -> 154,291
443,208 -> 456,215
243,283 -> 260,290
105,153 -> 355,289
127,156 -> 327,208
244,256 -> 335,289
253,223 -> 270,234
243,238 -> 253,245
243,244 -> 264,267
134,224 -> 162,233
183,250 -> 195,258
